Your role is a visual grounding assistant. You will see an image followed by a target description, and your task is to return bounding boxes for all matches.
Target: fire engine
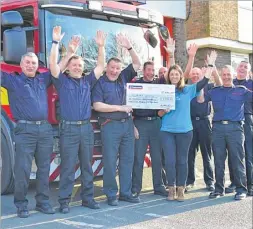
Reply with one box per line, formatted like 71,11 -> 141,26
0,0 -> 173,194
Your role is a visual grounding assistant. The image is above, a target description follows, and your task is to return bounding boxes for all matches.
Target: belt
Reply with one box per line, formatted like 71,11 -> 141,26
17,120 -> 48,125
135,116 -> 159,121
99,117 -> 130,123
213,120 -> 243,125
191,116 -> 209,121
61,120 -> 90,125
111,118 -> 129,122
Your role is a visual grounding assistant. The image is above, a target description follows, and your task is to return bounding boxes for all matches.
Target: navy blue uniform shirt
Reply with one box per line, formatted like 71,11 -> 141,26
205,85 -> 252,121
52,71 -> 97,121
190,83 -> 214,118
233,78 -> 253,114
92,64 -> 137,120
1,71 -> 51,121
133,77 -> 165,117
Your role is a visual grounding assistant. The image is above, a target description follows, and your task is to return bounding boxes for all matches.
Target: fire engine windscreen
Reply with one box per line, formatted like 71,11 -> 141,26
44,11 -> 162,74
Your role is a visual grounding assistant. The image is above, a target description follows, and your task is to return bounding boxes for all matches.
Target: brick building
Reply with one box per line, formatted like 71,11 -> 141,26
186,0 -> 253,72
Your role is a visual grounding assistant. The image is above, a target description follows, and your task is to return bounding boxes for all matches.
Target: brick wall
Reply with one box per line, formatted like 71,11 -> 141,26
186,0 -> 210,40
193,48 -> 231,69
186,1 -> 238,41
209,1 -> 238,40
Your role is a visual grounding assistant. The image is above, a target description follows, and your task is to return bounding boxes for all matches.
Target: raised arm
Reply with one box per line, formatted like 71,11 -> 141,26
116,33 -> 141,71
93,31 -> 106,79
49,26 -> 65,78
184,43 -> 198,79
58,35 -> 81,72
212,66 -> 222,86
196,51 -> 217,92
163,37 -> 175,68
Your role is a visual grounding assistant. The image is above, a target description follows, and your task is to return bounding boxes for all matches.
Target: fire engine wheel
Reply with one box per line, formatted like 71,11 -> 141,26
1,131 -> 14,195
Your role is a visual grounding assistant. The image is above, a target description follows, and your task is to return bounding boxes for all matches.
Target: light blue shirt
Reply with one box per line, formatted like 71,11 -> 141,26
161,84 -> 198,133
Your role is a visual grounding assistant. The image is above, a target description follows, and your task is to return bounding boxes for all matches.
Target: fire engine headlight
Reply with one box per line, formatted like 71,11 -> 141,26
138,8 -> 149,20
88,1 -> 103,11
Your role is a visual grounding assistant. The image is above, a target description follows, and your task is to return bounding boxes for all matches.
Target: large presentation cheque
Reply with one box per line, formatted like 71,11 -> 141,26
126,83 -> 175,110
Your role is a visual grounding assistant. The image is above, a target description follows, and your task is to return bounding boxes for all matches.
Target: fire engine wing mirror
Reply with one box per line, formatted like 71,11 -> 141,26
1,11 -> 24,27
158,25 -> 170,41
3,28 -> 27,64
1,11 -> 27,64
144,30 -> 158,48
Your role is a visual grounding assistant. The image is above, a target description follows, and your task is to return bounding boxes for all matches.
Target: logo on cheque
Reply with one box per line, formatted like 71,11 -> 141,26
129,85 -> 143,90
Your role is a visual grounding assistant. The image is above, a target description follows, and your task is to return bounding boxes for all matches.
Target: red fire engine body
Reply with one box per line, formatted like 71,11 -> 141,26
0,0 -> 173,194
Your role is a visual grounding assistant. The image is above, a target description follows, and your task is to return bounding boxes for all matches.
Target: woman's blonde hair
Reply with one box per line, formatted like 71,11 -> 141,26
165,65 -> 185,91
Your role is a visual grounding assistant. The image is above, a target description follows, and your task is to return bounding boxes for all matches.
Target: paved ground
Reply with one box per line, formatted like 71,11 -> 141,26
1,154 -> 252,229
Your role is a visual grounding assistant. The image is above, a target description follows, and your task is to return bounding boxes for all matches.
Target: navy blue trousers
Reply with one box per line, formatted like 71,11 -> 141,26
212,122 -> 247,194
100,118 -> 135,198
187,119 -> 214,185
227,115 -> 253,191
58,123 -> 94,204
132,119 -> 165,194
14,123 -> 53,208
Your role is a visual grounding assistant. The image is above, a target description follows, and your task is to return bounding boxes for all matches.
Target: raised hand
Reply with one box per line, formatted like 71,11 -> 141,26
201,66 -> 207,77
187,43 -> 198,57
95,30 -> 107,47
163,37 -> 175,54
67,35 -> 81,54
116,33 -> 132,50
207,50 -> 217,66
53,26 -> 65,42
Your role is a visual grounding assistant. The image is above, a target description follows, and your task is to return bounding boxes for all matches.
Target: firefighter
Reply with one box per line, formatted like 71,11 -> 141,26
131,61 -> 168,198
206,65 -> 252,200
226,61 -> 253,196
1,53 -> 55,218
49,26 -> 106,213
92,33 -> 141,206
186,66 -> 222,192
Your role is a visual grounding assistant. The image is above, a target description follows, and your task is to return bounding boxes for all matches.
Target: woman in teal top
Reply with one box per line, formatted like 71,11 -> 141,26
158,51 -> 216,202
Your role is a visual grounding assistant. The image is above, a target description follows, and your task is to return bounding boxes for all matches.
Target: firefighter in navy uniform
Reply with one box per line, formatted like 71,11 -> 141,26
49,26 -> 106,213
1,53 -> 55,218
226,61 -> 253,196
131,61 -> 167,198
92,34 -> 141,206
186,67 -> 222,192
205,65 -> 252,200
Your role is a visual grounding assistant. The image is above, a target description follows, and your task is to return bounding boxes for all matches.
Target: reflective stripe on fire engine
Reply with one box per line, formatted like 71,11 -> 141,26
30,153 -> 152,181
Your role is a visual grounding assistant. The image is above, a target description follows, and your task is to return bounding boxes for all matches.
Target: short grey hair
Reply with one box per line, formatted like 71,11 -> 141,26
21,52 -> 38,62
222,65 -> 234,75
240,60 -> 252,72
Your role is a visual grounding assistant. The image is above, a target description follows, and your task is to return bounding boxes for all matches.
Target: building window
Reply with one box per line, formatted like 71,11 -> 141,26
238,1 -> 252,43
